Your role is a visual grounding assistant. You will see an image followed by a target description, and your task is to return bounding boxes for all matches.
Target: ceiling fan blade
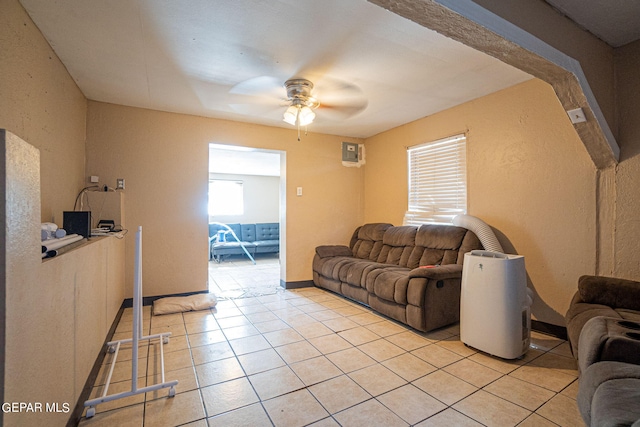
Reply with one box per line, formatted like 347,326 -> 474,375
310,76 -> 368,119
318,98 -> 368,120
228,76 -> 288,116
229,76 -> 284,97
312,76 -> 365,100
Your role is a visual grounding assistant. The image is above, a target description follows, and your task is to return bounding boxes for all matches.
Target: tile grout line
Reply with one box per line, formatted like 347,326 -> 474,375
88,286 -> 579,427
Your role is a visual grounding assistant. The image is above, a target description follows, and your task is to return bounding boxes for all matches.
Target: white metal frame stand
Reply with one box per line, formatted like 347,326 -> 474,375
84,226 -> 178,418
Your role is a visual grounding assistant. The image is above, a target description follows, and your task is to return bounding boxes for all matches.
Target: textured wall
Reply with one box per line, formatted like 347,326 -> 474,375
85,101 -> 365,296
364,79 -> 596,326
2,131 -> 125,426
0,0 -> 87,224
470,0 -> 616,134
613,40 -> 640,279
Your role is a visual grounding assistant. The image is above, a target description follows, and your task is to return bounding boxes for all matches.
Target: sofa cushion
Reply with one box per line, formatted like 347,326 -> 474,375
212,241 -> 256,250
253,240 -> 279,253
406,224 -> 471,268
315,256 -> 357,281
579,275 -> 640,312
377,226 -> 417,267
577,361 -> 640,426
256,223 -> 279,240
366,267 -> 412,304
457,230 -> 483,264
578,316 -> 640,372
225,223 -> 243,241
351,223 -> 392,261
591,379 -> 640,427
316,245 -> 352,258
340,259 -> 389,288
240,224 -> 257,242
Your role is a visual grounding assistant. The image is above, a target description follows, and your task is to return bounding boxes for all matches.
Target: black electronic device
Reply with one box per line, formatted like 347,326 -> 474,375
97,220 -> 115,231
63,211 -> 92,238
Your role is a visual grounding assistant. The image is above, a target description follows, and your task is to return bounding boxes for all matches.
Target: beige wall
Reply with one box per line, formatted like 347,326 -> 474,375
364,79 -> 596,326
0,0 -> 87,224
209,173 -> 280,224
3,130 -> 125,427
613,40 -> 640,279
2,0 -> 639,327
85,101 -> 365,296
471,0 -> 616,136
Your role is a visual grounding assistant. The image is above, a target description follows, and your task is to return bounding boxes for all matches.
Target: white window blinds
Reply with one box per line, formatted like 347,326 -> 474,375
404,134 -> 467,226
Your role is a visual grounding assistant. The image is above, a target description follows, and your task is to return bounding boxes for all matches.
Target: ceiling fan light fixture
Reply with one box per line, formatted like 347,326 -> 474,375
298,106 -> 316,126
283,105 -> 298,125
283,78 -> 320,133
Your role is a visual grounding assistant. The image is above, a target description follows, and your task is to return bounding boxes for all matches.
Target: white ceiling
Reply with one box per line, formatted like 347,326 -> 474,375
19,0 -> 533,139
209,145 -> 281,177
545,0 -> 640,48
20,1 -> 636,140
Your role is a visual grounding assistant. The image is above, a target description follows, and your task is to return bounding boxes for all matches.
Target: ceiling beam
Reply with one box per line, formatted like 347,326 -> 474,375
369,0 -> 619,169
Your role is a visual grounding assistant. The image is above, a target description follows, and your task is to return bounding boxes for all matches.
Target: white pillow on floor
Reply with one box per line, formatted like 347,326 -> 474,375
153,293 -> 217,315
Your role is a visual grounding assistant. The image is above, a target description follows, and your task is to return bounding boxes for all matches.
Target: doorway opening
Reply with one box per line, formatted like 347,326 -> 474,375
207,143 -> 285,299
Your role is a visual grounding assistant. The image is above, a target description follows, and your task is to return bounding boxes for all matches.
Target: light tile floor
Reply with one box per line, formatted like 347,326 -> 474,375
79,286 -> 585,427
208,254 -> 282,299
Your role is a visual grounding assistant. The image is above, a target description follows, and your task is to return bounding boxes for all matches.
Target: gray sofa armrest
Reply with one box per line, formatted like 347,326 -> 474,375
579,275 -> 640,311
577,361 -> 640,426
315,245 -> 353,258
409,264 -> 463,280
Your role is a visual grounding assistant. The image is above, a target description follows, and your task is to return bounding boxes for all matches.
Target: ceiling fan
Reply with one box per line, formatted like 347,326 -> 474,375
229,76 -> 368,140
282,78 -> 319,127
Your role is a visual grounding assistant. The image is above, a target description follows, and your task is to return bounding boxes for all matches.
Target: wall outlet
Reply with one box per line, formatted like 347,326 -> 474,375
567,108 -> 587,124
116,178 -> 125,190
90,175 -> 99,183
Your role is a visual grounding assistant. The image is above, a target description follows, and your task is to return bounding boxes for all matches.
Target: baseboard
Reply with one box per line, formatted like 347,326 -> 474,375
280,279 -> 314,289
531,320 -> 567,340
68,303 -> 126,427
122,289 -> 210,308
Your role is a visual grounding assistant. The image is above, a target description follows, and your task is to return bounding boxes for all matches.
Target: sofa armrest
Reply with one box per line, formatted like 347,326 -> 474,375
315,245 -> 353,258
409,264 -> 463,280
579,275 -> 640,311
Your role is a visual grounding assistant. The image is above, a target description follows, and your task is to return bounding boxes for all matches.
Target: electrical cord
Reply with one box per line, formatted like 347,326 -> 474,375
73,186 -> 127,238
73,186 -> 100,211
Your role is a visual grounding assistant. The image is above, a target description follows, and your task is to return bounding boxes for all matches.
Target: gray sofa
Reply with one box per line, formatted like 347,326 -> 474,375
209,222 -> 279,262
313,223 -> 482,332
565,275 -> 640,426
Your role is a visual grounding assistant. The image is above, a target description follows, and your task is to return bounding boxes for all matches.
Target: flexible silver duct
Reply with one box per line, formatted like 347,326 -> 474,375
452,214 -> 504,253
453,214 -> 533,305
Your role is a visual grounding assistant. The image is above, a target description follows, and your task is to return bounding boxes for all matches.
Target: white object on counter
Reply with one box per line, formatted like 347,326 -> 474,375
41,234 -> 83,253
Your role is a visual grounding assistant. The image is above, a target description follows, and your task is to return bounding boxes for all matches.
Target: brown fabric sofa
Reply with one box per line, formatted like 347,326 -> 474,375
565,275 -> 640,426
313,223 -> 482,332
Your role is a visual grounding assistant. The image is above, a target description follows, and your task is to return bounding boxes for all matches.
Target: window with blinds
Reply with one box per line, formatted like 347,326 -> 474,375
208,180 -> 244,216
404,134 -> 467,226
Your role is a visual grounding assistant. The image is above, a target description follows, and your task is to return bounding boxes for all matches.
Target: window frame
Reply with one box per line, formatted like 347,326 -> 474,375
404,134 -> 467,226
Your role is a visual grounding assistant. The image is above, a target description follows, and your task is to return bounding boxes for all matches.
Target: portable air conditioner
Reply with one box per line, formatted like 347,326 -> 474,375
460,250 -> 531,359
